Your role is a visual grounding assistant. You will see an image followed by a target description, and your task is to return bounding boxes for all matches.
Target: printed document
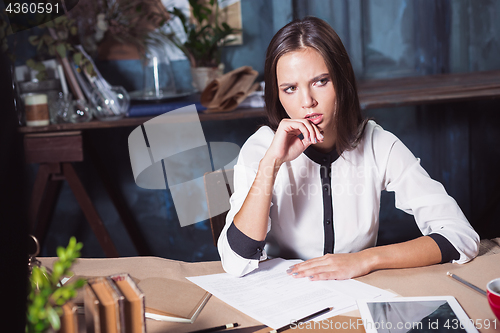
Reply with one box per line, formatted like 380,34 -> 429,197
187,258 -> 395,329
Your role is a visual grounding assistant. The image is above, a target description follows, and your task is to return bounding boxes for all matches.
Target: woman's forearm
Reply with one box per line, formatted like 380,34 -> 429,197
289,235 -> 443,280
233,154 -> 281,241
364,235 -> 442,271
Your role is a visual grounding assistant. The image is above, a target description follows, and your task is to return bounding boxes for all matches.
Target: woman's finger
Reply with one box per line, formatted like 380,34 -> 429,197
289,262 -> 331,278
309,121 -> 324,143
280,118 -> 316,143
287,256 -> 328,275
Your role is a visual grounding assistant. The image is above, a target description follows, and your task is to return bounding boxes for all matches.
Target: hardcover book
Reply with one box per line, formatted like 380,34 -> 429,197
110,273 -> 146,333
137,277 -> 211,323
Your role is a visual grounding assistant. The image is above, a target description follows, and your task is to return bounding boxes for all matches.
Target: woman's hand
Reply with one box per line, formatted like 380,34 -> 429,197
265,118 -> 323,166
286,252 -> 375,281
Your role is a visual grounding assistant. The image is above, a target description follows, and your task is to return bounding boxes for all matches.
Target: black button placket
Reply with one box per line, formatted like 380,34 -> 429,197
320,157 -> 334,254
303,146 -> 339,256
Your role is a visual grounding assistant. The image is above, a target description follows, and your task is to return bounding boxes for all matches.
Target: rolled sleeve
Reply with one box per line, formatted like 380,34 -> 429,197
218,221 -> 267,277
428,233 -> 459,263
227,222 -> 266,260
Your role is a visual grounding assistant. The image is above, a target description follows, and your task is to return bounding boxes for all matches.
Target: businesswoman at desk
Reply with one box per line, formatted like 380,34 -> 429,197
218,17 -> 479,279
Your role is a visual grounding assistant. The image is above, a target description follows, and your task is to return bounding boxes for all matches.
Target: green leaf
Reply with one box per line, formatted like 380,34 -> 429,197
74,278 -> 86,289
42,34 -> 54,45
48,44 -> 55,56
84,63 -> 94,76
73,52 -> 82,65
36,71 -> 47,81
26,58 -> 36,68
53,261 -> 64,278
70,26 -> 78,36
47,307 -> 61,330
54,15 -> 67,25
34,61 -> 46,72
56,43 -> 66,58
56,246 -> 65,261
28,35 -> 40,46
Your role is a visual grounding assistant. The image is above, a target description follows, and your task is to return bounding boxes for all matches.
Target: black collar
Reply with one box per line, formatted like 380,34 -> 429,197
303,146 -> 339,165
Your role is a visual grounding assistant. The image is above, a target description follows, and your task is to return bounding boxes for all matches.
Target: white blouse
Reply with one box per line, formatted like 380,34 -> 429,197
218,121 -> 479,277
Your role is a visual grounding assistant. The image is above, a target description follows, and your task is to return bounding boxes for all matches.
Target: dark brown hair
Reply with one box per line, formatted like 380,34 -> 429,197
264,16 -> 367,155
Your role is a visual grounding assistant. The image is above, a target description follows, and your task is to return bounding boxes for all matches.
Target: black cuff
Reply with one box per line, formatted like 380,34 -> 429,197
429,233 -> 460,263
227,222 -> 265,260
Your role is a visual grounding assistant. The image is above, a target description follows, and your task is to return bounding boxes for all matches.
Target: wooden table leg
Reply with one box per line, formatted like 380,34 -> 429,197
34,178 -> 62,247
28,163 -> 59,232
85,138 -> 152,255
63,162 -> 119,258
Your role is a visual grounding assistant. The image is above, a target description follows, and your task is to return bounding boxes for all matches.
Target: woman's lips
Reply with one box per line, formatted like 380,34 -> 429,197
305,113 -> 323,125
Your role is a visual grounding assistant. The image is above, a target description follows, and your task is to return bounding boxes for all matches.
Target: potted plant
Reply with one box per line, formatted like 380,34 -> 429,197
169,0 -> 240,91
26,237 -> 85,333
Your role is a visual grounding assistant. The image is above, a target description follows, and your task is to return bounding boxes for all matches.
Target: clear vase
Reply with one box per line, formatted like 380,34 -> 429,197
90,83 -> 130,121
73,45 -> 130,121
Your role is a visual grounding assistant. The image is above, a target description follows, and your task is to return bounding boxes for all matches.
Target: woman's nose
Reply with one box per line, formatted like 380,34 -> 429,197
301,89 -> 317,108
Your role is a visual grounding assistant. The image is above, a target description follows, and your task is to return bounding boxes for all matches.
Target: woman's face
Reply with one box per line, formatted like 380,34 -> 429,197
276,47 -> 337,146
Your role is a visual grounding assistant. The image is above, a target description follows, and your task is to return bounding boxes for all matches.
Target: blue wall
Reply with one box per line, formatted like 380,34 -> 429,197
25,0 -> 500,259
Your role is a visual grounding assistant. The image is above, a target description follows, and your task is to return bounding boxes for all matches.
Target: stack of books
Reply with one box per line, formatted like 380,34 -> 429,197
82,274 -> 211,332
84,274 -> 146,333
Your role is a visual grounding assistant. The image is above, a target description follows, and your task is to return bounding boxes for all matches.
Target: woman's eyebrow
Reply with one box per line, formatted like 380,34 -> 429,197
278,73 -> 330,88
310,73 -> 330,83
279,81 -> 295,88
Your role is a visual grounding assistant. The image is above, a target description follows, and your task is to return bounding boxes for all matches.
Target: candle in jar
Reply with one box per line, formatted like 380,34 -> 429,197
25,93 -> 50,126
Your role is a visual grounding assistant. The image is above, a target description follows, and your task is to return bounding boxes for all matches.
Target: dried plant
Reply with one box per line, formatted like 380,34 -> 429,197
26,0 -> 172,80
67,0 -> 171,57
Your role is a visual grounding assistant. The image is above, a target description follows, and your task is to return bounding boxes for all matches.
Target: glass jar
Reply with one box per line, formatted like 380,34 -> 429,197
54,93 -> 93,123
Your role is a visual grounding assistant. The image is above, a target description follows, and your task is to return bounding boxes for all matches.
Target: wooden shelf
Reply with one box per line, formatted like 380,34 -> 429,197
18,107 -> 267,134
18,70 -> 500,134
358,69 -> 500,109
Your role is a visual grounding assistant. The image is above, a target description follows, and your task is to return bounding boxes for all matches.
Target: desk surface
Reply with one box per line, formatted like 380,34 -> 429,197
19,70 -> 500,135
39,239 -> 500,332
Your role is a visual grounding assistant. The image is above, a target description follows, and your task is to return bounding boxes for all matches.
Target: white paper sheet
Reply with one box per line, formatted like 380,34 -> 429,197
187,258 -> 395,329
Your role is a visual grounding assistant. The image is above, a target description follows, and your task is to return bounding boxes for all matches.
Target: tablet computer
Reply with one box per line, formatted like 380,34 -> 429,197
357,296 -> 479,333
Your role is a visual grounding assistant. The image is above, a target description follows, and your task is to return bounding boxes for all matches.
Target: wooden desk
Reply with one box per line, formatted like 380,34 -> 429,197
39,239 -> 500,332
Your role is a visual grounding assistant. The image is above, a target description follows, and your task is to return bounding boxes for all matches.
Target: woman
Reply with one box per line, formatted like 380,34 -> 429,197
218,17 -> 479,279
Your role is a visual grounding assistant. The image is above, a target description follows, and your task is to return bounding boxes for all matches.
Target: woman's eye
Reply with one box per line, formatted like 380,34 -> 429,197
284,86 -> 297,94
315,78 -> 329,86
